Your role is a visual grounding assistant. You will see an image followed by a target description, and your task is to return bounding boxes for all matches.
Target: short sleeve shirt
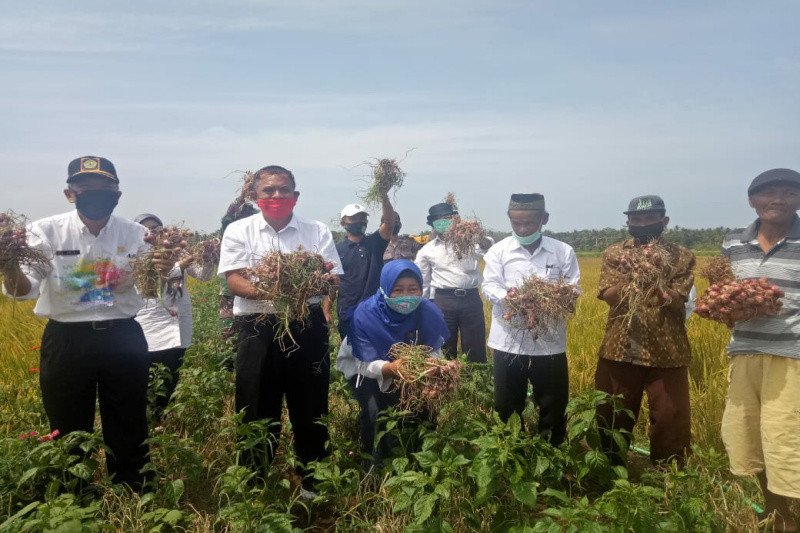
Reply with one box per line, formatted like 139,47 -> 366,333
336,231 -> 389,317
597,239 -> 695,368
217,213 -> 343,316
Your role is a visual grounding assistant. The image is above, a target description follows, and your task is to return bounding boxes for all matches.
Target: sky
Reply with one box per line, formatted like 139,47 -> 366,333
1,1 -> 798,234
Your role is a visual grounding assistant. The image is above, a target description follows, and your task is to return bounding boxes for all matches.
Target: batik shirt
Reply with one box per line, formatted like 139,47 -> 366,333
597,239 -> 695,368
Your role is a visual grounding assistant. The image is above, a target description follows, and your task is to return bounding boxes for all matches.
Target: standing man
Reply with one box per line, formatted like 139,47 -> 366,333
595,195 -> 695,466
416,202 -> 491,362
332,195 -> 396,340
482,194 -> 579,444
0,156 -> 167,491
721,169 -> 800,531
218,165 -> 342,495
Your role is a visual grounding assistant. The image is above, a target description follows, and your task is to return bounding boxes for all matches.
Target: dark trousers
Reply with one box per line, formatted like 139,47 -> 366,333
433,289 -> 487,363
594,358 -> 691,464
234,308 -> 330,479
493,350 -> 569,445
347,375 -> 402,467
149,347 -> 186,420
40,318 -> 150,488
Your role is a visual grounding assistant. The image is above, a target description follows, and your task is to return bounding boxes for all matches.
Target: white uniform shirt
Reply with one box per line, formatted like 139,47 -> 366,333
414,237 -> 485,298
2,211 -> 147,321
135,262 -> 215,351
482,235 -> 580,356
217,213 -> 343,316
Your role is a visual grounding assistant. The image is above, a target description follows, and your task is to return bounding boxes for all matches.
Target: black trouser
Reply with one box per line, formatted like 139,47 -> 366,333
40,318 -> 150,489
347,375 -> 402,468
433,289 -> 487,363
493,350 -> 569,445
234,308 -> 330,481
149,347 -> 186,420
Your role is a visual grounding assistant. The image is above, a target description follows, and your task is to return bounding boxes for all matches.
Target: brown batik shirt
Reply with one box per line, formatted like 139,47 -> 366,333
597,239 -> 695,368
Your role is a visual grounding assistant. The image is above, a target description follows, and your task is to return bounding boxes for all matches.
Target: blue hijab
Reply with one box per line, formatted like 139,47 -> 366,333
350,259 -> 449,362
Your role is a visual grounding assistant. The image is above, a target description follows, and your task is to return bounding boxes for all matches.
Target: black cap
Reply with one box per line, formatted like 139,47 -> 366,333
509,193 -> 545,211
624,195 -> 665,215
748,168 -> 800,196
67,156 -> 118,183
426,202 -> 457,225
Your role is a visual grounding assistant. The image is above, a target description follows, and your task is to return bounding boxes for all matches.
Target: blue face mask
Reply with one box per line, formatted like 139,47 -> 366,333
513,229 -> 542,246
381,288 -> 422,314
432,218 -> 453,234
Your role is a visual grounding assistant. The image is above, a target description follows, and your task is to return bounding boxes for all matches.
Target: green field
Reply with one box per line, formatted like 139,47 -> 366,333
0,258 -> 776,531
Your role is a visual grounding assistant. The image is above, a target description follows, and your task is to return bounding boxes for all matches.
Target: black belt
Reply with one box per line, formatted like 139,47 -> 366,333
435,287 -> 479,297
51,318 -> 134,331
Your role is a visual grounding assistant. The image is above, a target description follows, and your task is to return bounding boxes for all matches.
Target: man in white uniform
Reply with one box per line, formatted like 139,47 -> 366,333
0,156 -> 167,490
218,165 -> 342,493
482,193 -> 580,445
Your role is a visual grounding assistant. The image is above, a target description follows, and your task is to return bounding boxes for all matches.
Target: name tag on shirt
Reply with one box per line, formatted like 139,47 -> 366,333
55,250 -> 80,256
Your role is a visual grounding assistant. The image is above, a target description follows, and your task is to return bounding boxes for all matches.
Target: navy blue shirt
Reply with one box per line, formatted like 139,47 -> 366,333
336,231 -> 389,319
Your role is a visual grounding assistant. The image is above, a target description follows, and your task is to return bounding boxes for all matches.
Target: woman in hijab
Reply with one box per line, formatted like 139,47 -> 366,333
336,259 -> 449,467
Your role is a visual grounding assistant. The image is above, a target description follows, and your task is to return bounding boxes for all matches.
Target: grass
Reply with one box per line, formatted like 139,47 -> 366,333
0,257 -> 778,531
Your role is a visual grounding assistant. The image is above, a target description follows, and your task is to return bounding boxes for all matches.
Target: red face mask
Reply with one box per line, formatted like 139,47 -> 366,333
257,197 -> 297,220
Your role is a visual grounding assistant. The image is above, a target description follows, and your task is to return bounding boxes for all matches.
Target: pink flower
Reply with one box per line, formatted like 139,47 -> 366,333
28,367 -> 39,374
18,430 -> 38,440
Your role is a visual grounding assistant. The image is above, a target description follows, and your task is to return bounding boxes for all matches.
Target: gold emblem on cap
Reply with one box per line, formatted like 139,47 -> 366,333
81,158 -> 99,171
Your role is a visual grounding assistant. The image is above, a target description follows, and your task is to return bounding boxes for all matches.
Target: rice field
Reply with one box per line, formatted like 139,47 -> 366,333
0,256 -> 770,531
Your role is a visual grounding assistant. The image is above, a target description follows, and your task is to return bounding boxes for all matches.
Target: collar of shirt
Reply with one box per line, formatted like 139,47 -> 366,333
508,235 -> 555,258
740,215 -> 800,243
256,213 -> 300,235
71,210 -> 117,238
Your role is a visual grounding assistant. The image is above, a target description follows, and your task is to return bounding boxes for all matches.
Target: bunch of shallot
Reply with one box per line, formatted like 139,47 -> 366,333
441,216 -> 487,260
612,242 -> 675,324
503,276 -> 579,338
247,249 -> 337,350
192,238 -> 221,266
695,256 -> 783,327
388,343 -> 462,414
132,226 -> 190,298
0,211 -> 49,275
362,158 -> 405,206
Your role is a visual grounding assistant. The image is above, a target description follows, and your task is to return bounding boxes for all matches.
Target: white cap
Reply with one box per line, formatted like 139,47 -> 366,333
340,203 -> 368,219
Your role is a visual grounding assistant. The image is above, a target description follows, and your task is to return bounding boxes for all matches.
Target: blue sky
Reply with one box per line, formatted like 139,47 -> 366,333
1,1 -> 798,234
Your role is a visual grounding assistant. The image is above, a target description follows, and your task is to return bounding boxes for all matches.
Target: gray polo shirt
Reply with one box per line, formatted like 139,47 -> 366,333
722,215 -> 800,358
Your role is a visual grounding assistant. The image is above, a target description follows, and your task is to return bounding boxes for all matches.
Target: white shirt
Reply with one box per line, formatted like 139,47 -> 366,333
218,213 -> 343,316
2,211 -> 147,322
135,262 -> 215,351
415,237 -> 485,298
482,235 -> 580,356
335,337 -> 394,391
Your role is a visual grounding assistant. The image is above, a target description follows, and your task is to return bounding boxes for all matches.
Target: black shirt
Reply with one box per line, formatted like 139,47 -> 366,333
336,231 -> 389,318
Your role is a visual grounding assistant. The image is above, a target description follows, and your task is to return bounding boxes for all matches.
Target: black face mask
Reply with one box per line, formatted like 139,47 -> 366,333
393,220 -> 402,235
75,189 -> 119,220
628,221 -> 664,244
345,222 -> 367,236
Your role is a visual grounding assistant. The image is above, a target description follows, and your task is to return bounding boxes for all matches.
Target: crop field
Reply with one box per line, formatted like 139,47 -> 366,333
0,257 -> 779,531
